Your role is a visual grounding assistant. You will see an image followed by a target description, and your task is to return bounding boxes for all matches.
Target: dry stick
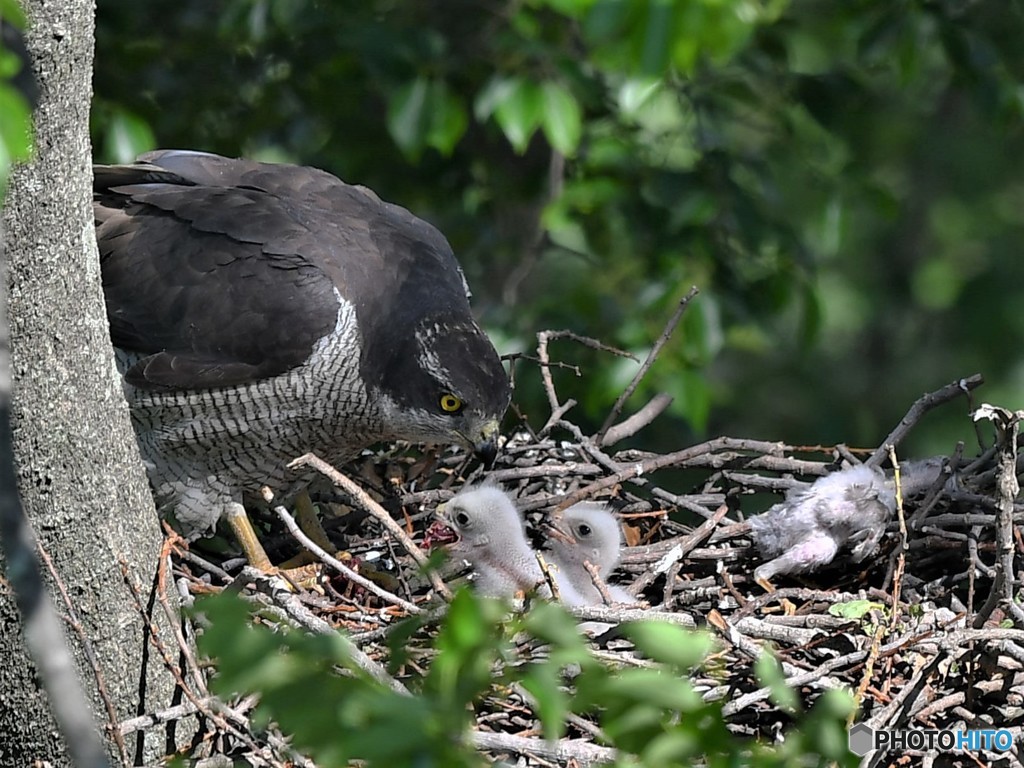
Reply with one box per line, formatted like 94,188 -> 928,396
866,374 -> 984,467
865,653 -> 947,732
887,446 -> 909,634
542,398 -> 577,436
972,406 -> 1023,628
851,621 -> 887,720
536,330 -> 637,436
119,698 -> 205,735
536,331 -> 567,433
260,489 -> 421,614
553,436 -> 794,511
124,692 -> 315,768
118,559 -> 266,759
557,418 -> 632,477
470,730 -> 617,766
581,559 -> 617,605
596,285 -> 699,446
35,543 -> 129,766
715,625 -> 944,715
508,681 -> 608,743
631,504 -> 730,594
568,603 -> 697,628
195,701 -> 317,768
601,392 -> 674,447
288,453 -> 453,601
231,566 -> 411,697
154,540 -> 209,696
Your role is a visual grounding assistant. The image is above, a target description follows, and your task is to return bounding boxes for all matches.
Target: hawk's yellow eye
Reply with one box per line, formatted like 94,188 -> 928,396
439,393 -> 463,413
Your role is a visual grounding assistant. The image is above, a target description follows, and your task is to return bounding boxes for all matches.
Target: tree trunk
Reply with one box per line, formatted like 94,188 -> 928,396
1,1 -> 179,764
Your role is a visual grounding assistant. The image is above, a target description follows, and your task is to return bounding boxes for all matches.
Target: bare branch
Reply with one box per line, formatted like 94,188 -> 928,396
596,286 -> 699,445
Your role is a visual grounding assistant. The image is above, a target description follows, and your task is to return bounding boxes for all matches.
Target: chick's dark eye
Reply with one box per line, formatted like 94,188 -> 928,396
455,511 -> 471,527
439,393 -> 463,413
576,523 -> 592,538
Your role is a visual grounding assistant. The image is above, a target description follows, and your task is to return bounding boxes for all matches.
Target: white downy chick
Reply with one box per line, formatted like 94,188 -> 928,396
436,485 -> 583,603
749,459 -> 943,583
544,502 -> 637,606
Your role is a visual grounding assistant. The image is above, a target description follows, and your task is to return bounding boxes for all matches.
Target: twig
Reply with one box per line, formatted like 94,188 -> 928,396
37,543 -> 128,766
568,604 -> 697,628
970,405 -> 1022,628
596,286 -> 698,445
470,730 -> 617,765
231,567 -> 411,697
600,393 -> 674,447
536,329 -> 638,434
261,489 -> 422,614
288,453 -> 453,601
155,540 -> 209,695
630,504 -> 730,593
581,559 -> 617,605
553,436 -> 798,510
866,375 -> 984,467
120,557 -> 265,758
886,446 -> 908,632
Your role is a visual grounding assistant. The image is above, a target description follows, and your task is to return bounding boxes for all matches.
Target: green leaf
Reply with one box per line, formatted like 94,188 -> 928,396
521,663 -> 571,741
827,599 -> 885,620
755,650 -> 800,715
424,78 -> 468,156
387,76 -> 431,158
102,107 -> 155,164
491,77 -> 543,153
602,668 -> 703,711
642,730 -> 700,764
617,76 -> 662,116
0,0 -> 27,28
473,75 -> 517,121
676,367 -> 711,432
0,82 -> 32,177
637,0 -> 675,75
428,589 -> 506,711
620,621 -> 713,671
540,80 -> 582,155
530,0 -> 596,19
390,76 -> 468,159
522,599 -> 590,653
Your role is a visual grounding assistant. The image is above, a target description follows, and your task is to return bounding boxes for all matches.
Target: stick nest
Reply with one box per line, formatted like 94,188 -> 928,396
138,318 -> 1024,767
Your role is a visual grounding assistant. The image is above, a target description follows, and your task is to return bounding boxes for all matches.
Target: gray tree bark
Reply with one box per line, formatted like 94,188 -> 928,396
1,1 -> 180,765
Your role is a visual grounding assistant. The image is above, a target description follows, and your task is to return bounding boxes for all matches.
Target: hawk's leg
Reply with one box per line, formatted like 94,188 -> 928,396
225,502 -> 274,572
279,491 -> 339,569
295,491 -> 335,551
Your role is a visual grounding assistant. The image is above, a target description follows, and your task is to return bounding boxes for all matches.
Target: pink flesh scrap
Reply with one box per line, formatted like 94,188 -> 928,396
423,519 -> 458,549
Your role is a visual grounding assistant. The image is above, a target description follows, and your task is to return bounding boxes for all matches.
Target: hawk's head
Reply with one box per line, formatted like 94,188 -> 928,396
368,315 -> 510,463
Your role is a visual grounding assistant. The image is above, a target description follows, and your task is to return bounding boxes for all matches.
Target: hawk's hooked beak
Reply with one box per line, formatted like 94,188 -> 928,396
475,438 -> 498,469
473,419 -> 501,468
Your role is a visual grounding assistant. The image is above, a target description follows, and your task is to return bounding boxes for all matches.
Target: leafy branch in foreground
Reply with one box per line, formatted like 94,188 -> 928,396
195,588 -> 857,767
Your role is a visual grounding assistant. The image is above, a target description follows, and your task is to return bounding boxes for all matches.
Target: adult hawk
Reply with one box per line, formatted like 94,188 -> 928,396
95,150 -> 511,565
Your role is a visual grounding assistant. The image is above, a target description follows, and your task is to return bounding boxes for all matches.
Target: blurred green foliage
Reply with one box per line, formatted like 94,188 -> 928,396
93,0 -> 1024,457
0,1 -> 33,199
197,588 -> 858,766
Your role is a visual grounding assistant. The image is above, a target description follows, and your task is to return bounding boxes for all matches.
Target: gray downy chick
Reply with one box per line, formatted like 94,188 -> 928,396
544,502 -> 637,606
749,459 -> 943,583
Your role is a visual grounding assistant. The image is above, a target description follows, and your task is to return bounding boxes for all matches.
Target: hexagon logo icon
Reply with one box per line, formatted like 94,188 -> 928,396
849,722 -> 874,756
